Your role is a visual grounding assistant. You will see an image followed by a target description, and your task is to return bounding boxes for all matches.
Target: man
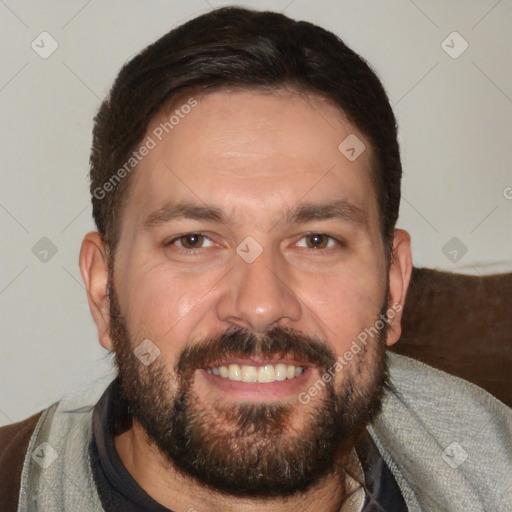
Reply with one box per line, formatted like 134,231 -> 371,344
1,6 -> 511,512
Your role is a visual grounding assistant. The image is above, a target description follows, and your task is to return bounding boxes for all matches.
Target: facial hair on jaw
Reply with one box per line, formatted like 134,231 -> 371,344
107,280 -> 391,499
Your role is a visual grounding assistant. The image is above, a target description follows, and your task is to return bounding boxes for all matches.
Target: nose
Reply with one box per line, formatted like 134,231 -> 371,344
216,244 -> 302,334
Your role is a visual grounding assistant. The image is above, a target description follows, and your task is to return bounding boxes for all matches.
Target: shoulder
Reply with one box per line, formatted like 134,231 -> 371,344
383,352 -> 512,443
371,353 -> 512,511
386,352 -> 511,416
0,411 -> 45,512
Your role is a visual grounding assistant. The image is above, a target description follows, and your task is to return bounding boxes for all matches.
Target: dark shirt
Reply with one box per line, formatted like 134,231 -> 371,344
89,379 -> 407,511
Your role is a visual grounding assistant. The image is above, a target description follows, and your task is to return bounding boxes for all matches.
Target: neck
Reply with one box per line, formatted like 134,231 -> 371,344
114,420 -> 364,512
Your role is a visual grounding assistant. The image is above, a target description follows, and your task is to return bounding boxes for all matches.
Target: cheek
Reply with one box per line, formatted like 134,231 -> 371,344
302,267 -> 385,352
118,262 -> 220,349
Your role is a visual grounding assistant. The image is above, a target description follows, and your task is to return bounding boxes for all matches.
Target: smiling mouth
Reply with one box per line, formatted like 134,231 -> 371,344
206,362 -> 306,384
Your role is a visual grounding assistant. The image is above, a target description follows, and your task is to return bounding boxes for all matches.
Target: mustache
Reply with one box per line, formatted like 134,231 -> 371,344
176,325 -> 337,376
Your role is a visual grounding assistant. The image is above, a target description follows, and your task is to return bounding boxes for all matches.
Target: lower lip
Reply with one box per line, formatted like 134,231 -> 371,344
198,367 -> 314,401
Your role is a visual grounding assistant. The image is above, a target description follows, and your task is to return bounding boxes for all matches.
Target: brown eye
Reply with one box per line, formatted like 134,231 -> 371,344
304,233 -> 331,249
176,233 -> 206,249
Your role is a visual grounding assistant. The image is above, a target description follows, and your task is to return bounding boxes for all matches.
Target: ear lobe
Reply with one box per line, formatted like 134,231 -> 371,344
79,232 -> 113,350
385,229 -> 413,346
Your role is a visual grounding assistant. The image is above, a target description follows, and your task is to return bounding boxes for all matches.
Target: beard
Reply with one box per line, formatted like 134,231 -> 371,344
107,281 -> 391,498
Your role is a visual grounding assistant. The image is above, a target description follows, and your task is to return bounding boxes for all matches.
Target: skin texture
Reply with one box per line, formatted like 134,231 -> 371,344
80,89 -> 412,511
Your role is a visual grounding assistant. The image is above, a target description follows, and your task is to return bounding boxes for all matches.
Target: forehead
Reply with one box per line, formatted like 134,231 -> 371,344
123,89 -> 378,232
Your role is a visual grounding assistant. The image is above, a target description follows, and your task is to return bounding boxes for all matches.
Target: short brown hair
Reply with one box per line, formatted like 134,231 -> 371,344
90,6 -> 402,261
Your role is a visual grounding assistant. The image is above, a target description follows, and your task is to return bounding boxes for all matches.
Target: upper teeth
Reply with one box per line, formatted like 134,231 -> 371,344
207,363 -> 305,383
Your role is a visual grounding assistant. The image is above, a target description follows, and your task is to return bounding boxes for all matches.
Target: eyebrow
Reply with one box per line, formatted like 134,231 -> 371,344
142,199 -> 366,230
143,202 -> 226,229
284,200 -> 366,227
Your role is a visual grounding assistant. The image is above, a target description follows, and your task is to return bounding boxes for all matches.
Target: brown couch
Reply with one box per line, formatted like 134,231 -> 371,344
390,267 -> 512,407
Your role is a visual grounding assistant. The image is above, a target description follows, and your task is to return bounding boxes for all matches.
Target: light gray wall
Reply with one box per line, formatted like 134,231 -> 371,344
1,0 -> 511,424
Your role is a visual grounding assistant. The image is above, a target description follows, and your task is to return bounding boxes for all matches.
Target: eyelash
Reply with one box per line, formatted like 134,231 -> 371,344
166,232 -> 345,254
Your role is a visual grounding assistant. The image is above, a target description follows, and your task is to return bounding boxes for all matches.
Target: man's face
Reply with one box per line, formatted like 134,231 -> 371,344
106,89 -> 393,496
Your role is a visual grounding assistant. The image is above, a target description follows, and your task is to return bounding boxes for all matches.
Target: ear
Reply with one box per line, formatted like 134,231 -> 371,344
79,232 -> 113,350
385,229 -> 413,346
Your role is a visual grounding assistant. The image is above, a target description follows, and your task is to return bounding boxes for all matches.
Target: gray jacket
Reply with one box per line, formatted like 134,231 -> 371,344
16,353 -> 512,511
